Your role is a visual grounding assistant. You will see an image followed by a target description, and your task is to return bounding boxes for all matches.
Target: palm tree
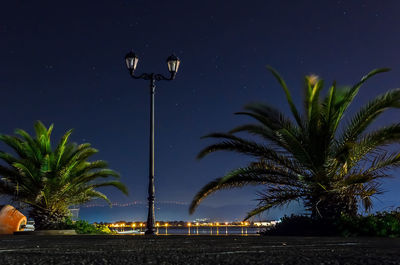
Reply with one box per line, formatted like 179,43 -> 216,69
190,67 -> 400,221
0,121 -> 128,229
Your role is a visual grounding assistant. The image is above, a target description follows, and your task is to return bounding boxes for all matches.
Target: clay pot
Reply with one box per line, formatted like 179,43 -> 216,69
0,205 -> 27,234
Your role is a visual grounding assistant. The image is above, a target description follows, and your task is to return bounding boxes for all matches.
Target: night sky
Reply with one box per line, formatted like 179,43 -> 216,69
1,0 -> 400,221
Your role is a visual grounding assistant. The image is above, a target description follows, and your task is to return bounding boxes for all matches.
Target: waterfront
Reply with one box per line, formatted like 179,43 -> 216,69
117,226 -> 263,235
106,221 -> 276,235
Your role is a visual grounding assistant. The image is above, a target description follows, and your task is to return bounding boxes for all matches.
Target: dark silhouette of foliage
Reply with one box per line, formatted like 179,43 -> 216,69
263,211 -> 400,237
190,67 -> 400,221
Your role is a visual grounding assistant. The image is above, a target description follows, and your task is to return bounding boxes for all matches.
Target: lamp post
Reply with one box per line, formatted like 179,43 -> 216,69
125,51 -> 181,235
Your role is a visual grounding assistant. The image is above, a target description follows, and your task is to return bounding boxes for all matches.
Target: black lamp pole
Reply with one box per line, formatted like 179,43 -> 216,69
125,52 -> 180,235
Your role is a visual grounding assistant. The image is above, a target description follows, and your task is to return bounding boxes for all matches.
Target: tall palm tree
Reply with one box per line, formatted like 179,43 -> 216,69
0,121 -> 128,229
190,67 -> 400,221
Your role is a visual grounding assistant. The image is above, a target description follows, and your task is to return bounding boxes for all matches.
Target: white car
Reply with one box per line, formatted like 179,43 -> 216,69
22,220 -> 35,231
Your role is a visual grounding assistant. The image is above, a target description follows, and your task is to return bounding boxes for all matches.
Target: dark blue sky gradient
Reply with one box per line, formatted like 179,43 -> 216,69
1,0 -> 400,220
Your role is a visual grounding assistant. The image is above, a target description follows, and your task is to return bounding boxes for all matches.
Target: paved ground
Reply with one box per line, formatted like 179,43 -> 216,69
0,235 -> 400,264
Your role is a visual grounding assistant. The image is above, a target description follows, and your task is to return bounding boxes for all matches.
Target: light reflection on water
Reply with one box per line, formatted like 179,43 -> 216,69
120,227 -> 264,235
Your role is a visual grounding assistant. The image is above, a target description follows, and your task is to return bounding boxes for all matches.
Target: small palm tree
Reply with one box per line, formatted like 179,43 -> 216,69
190,67 -> 400,221
0,121 -> 128,229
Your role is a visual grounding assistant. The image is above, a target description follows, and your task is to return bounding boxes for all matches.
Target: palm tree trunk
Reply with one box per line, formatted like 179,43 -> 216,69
29,207 -> 68,230
307,193 -> 358,220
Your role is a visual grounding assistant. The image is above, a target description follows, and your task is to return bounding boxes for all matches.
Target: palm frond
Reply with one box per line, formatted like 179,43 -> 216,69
307,79 -> 324,124
83,190 -> 111,205
332,68 -> 390,131
0,135 -> 26,158
189,164 -> 303,214
276,128 -> 316,171
367,152 -> 400,173
229,124 -> 279,142
244,204 -> 274,221
244,188 -> 304,220
349,124 -> 400,163
198,133 -> 282,160
90,181 -> 129,195
267,66 -> 303,128
339,88 -> 400,146
54,129 -> 73,169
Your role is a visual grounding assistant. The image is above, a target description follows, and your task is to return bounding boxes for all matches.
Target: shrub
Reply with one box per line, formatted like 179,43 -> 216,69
262,211 -> 400,237
338,211 -> 400,237
64,218 -> 115,235
262,214 -> 339,236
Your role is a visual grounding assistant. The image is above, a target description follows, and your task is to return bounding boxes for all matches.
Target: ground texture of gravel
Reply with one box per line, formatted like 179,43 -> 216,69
0,235 -> 400,265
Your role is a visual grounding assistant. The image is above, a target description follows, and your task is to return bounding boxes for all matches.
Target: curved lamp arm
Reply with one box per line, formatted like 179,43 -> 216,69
129,72 -> 175,81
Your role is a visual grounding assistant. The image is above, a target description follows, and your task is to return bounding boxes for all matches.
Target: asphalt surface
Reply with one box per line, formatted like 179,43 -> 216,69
1,235 -> 400,265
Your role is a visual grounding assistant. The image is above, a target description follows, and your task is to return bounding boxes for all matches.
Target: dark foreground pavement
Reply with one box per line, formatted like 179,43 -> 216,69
1,235 -> 400,265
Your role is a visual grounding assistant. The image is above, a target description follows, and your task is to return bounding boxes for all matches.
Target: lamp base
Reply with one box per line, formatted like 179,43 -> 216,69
144,229 -> 156,235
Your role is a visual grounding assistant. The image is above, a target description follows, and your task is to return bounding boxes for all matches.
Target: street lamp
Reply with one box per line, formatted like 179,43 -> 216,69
125,51 -> 181,235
